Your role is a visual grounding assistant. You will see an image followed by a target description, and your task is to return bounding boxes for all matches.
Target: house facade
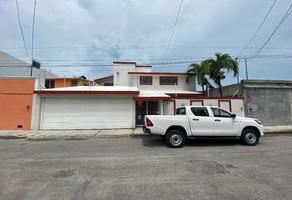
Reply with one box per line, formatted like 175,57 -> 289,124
0,51 -> 56,78
32,61 -> 244,130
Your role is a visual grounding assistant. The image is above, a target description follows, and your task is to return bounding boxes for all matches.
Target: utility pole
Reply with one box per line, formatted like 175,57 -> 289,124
30,61 -> 33,77
245,58 -> 249,80
235,57 -> 239,83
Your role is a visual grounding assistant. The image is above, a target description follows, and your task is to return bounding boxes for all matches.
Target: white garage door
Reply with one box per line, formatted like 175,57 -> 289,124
41,96 -> 133,129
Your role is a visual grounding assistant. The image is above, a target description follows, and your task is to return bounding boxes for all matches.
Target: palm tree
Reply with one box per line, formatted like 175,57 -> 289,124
186,62 -> 212,94
204,53 -> 238,96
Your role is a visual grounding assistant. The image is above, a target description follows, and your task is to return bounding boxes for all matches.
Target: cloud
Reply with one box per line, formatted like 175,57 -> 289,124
0,0 -> 291,82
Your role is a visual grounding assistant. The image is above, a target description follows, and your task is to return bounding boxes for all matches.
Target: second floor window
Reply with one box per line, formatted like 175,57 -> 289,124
45,80 -> 55,88
104,82 -> 114,86
140,76 -> 152,85
71,80 -> 78,86
160,77 -> 178,85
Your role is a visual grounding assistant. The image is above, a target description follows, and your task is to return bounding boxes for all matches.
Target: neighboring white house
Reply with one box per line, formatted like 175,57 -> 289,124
33,61 -> 244,130
0,51 -> 56,78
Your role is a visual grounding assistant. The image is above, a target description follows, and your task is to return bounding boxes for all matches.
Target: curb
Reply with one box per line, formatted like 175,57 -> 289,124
0,134 -> 27,139
26,133 -> 149,141
264,131 -> 292,135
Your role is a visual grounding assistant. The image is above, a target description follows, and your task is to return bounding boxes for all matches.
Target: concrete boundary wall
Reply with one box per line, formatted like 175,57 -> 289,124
210,80 -> 292,126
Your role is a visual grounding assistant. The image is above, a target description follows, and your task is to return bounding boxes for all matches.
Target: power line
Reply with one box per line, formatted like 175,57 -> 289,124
2,53 -> 292,66
250,2 -> 292,59
15,0 -> 30,61
30,0 -> 37,76
165,0 -> 184,56
2,44 -> 292,51
31,0 -> 37,60
238,0 -> 277,57
3,55 -> 292,69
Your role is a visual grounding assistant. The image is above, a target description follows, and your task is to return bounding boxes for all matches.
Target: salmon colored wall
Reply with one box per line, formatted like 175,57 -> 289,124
54,79 -> 72,88
47,79 -> 91,88
0,78 -> 35,130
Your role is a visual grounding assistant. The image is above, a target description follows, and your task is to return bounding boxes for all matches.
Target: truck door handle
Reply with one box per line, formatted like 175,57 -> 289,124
193,118 -> 199,121
214,119 -> 221,122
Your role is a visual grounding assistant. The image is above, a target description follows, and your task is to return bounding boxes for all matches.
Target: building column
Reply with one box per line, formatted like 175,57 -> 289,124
159,100 -> 163,115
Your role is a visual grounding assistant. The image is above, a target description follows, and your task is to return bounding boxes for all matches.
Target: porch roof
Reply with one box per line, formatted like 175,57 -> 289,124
133,90 -> 202,100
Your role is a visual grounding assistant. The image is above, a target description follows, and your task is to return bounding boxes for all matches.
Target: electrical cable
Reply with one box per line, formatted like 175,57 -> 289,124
15,0 -> 30,62
238,0 -> 277,57
250,2 -> 292,59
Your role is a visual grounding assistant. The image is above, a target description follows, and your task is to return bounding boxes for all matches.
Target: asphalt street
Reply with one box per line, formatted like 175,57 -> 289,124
0,135 -> 291,200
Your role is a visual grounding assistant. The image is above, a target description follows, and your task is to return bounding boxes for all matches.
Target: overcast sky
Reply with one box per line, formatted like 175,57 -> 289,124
0,0 -> 291,85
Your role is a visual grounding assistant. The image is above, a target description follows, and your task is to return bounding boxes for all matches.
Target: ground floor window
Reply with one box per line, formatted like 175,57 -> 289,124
136,101 -> 159,125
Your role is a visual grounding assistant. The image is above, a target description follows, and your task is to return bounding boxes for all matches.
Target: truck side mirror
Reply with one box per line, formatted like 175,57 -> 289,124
231,114 -> 236,118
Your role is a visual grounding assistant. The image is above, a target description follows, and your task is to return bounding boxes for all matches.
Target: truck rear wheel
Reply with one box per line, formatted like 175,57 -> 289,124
165,130 -> 185,148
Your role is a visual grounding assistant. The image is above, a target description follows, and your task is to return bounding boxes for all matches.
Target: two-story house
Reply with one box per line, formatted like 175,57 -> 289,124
33,61 -> 244,130
110,61 -> 200,125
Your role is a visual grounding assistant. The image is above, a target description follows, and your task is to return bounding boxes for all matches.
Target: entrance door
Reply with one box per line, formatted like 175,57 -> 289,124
136,101 -> 146,125
135,101 -> 159,125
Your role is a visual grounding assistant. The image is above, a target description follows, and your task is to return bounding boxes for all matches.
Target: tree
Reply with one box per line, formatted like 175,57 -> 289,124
186,62 -> 213,94
204,53 -> 238,96
79,75 -> 87,80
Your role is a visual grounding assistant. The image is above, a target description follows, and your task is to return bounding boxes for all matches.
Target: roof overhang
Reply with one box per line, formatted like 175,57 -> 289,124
34,86 -> 139,95
113,61 -> 136,65
34,90 -> 139,95
128,72 -> 188,75
94,75 -> 113,82
166,93 -> 203,99
133,96 -> 171,101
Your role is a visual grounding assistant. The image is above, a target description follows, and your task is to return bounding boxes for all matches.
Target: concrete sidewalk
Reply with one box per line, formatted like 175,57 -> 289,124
0,126 -> 292,140
0,128 -> 146,140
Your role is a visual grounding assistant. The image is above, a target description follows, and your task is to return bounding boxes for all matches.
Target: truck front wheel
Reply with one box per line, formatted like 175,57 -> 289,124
165,130 -> 186,148
240,129 -> 259,146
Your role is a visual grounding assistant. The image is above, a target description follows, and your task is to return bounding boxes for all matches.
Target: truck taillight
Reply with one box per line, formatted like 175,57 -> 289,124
146,117 -> 153,127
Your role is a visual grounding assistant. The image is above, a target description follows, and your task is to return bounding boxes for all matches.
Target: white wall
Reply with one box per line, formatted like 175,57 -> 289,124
230,99 -> 245,117
113,63 -> 136,86
131,75 -> 196,91
31,78 -> 43,129
204,99 -> 218,107
97,79 -> 114,86
189,98 -> 245,117
175,99 -> 190,108
163,101 -> 175,115
114,64 -> 152,86
31,94 -> 42,130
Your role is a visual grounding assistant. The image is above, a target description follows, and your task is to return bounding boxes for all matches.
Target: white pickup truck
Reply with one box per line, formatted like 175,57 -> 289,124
144,106 -> 264,148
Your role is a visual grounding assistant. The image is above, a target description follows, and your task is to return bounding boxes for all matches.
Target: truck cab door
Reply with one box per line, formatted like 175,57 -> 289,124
210,107 -> 240,136
189,107 -> 215,136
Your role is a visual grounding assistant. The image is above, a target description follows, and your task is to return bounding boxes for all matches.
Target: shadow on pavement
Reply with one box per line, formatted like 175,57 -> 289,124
142,136 -> 239,147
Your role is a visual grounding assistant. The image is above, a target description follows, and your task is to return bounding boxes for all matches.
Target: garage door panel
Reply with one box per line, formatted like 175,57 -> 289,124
41,96 -> 133,129
44,115 -> 131,123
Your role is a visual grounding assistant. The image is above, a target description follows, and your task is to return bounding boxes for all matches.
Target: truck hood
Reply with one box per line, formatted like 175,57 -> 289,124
236,116 -> 257,122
